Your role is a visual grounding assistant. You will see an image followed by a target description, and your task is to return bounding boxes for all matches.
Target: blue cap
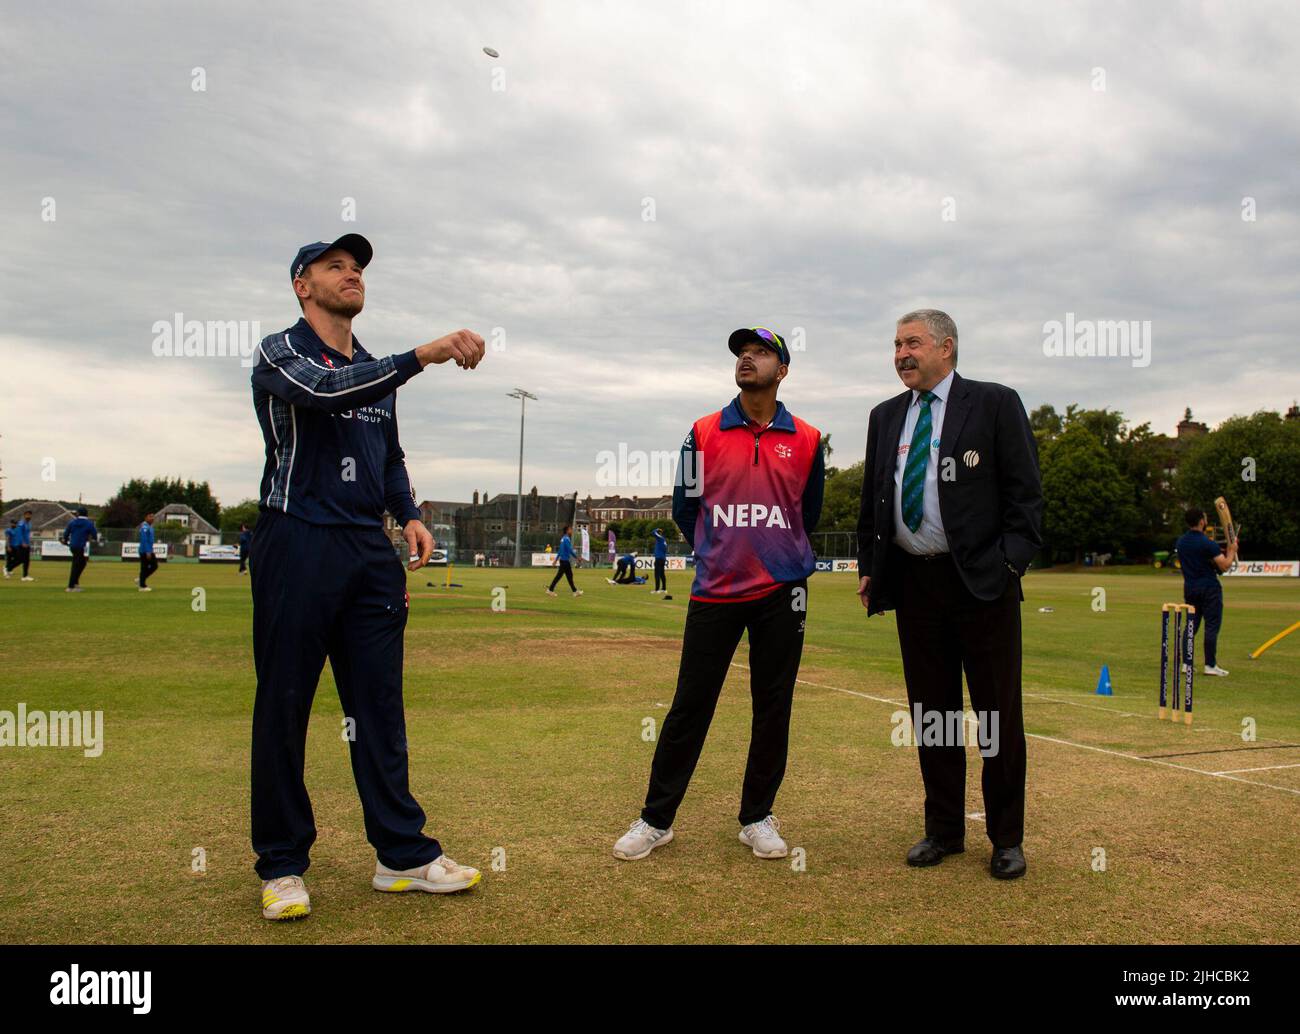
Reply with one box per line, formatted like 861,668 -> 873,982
290,234 -> 373,281
728,326 -> 790,365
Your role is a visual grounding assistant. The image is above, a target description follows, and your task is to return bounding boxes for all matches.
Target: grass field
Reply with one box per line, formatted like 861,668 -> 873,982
1,558 -> 1298,944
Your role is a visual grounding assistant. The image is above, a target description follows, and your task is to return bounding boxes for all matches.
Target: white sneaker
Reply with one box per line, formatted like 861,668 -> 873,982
21,576 -> 34,582
546,588 -> 557,597
373,854 -> 481,894
606,578 -> 616,585
1204,665 -> 1229,676
572,589 -> 584,597
613,818 -> 674,860
139,587 -> 152,592
739,815 -> 788,859
3,569 -> 9,579
261,875 -> 310,920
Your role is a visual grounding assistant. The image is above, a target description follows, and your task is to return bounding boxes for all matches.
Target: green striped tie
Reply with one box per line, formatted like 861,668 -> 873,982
901,390 -> 938,533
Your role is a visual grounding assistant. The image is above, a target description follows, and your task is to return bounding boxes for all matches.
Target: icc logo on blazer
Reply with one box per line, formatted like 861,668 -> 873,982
963,450 -> 980,468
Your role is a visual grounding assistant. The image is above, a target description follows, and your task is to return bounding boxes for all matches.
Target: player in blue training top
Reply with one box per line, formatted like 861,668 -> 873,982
136,513 -> 158,591
60,508 -> 99,592
546,524 -> 583,598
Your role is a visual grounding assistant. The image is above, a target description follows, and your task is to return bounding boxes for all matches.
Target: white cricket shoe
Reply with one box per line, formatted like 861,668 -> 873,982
1204,665 -> 1229,676
606,578 -> 616,585
139,587 -> 152,592
261,875 -> 310,920
613,818 -> 674,860
3,569 -> 9,579
572,589 -> 584,597
21,576 -> 34,582
739,815 -> 788,859
373,854 -> 481,894
545,588 -> 557,597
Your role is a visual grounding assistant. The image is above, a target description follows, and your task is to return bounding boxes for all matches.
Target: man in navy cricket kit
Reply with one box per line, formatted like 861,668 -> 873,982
651,527 -> 669,594
614,327 -> 825,862
1175,507 -> 1238,677
249,233 -> 487,921
61,508 -> 99,592
237,523 -> 252,574
136,513 -> 158,591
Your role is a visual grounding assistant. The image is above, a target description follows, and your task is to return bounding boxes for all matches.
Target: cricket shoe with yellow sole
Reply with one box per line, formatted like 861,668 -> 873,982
261,875 -> 311,920
373,854 -> 481,894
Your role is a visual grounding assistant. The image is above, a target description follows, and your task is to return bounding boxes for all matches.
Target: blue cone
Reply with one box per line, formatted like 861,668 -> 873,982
1095,664 -> 1113,696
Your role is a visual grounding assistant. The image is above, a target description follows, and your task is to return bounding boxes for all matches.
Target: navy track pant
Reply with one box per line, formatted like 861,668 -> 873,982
249,510 -> 442,879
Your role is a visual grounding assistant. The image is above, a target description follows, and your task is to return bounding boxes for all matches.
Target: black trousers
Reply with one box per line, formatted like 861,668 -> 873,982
894,551 -> 1025,849
250,510 -> 441,880
642,579 -> 808,829
18,545 -> 30,576
138,553 -> 159,587
549,560 -> 576,591
653,557 -> 667,591
1184,584 -> 1223,667
238,545 -> 249,573
68,548 -> 88,588
614,560 -> 636,583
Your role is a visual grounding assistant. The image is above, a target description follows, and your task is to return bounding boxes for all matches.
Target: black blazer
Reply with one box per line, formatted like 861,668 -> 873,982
855,371 -> 1043,615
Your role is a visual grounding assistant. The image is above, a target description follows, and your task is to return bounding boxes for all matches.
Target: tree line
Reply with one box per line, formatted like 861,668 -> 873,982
819,406 -> 1300,563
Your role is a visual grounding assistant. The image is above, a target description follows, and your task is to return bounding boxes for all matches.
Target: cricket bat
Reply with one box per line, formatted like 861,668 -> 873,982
1214,496 -> 1239,554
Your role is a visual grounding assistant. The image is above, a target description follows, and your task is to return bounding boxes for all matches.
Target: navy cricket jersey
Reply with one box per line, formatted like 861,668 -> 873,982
1176,529 -> 1222,591
251,318 -> 424,528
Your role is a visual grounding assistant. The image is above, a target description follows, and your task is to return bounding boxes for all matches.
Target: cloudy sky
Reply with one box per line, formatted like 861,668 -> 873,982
3,0 -> 1297,512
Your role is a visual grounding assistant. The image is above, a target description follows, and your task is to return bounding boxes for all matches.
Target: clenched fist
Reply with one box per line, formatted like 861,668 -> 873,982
416,329 -> 486,370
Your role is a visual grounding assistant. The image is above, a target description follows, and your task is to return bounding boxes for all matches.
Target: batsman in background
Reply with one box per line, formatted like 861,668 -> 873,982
249,233 -> 487,920
613,327 -> 824,863
1175,507 -> 1238,676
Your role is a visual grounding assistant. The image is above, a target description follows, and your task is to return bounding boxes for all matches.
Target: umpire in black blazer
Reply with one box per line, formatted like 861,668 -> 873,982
856,310 -> 1042,879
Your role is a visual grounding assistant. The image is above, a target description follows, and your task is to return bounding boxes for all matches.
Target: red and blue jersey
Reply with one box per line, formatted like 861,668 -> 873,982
673,396 -> 824,602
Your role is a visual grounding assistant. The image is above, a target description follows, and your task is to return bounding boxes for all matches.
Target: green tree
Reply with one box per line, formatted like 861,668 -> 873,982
1039,424 -> 1129,564
820,461 -> 864,533
1175,412 -> 1300,557
220,499 -> 261,534
102,477 -> 221,528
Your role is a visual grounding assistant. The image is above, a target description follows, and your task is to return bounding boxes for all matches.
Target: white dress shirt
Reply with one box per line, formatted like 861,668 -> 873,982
892,368 -> 954,555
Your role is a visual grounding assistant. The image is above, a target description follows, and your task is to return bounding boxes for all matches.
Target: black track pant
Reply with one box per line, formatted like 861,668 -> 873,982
642,579 -> 807,829
549,560 -> 576,592
894,551 -> 1025,849
138,553 -> 159,587
250,510 -> 442,880
1184,584 -> 1223,667
654,558 -> 667,591
68,548 -> 87,588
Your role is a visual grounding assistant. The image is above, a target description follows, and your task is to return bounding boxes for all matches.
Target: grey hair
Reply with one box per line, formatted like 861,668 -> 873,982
897,309 -> 958,366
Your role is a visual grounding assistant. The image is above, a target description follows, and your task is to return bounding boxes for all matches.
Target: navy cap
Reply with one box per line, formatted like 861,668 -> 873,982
290,233 -> 373,281
728,326 -> 790,365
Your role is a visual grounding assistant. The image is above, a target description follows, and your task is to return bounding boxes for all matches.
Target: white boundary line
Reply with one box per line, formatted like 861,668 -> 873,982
729,663 -> 1300,799
1211,762 -> 1300,776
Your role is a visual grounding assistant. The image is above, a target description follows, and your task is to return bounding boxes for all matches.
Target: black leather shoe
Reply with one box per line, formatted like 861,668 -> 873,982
906,836 -> 965,867
991,845 -> 1027,880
